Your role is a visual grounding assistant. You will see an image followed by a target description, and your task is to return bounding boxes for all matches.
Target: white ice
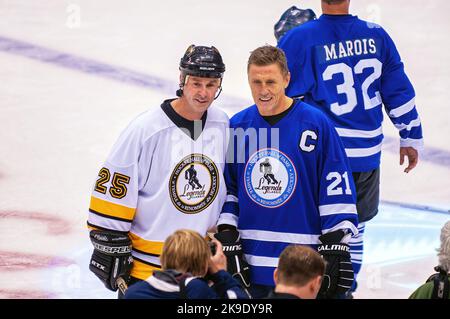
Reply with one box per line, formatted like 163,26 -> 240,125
0,0 -> 449,299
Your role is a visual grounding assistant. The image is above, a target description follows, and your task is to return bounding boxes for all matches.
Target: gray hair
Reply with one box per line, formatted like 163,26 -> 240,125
437,220 -> 450,272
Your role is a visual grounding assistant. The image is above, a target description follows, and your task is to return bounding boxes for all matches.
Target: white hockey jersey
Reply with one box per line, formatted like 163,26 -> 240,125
88,100 -> 228,280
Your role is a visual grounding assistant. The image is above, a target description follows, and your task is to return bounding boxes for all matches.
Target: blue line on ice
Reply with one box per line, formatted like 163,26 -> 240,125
1,35 -> 448,168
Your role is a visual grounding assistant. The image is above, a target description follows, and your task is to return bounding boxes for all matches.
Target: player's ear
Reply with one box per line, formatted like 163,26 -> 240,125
285,71 -> 291,88
273,268 -> 279,285
311,275 -> 323,296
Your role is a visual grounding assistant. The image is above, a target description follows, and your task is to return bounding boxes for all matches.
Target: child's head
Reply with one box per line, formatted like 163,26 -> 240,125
160,229 -> 211,277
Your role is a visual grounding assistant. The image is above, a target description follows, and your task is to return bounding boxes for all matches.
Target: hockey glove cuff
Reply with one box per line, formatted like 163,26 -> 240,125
214,230 -> 251,288
317,230 -> 354,299
89,230 -> 133,292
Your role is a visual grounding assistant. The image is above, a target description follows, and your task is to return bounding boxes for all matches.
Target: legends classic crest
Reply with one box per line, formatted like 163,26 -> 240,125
169,153 -> 219,214
244,148 -> 297,208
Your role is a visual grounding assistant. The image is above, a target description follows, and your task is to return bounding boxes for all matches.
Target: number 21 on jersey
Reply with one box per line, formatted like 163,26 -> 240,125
326,171 -> 352,196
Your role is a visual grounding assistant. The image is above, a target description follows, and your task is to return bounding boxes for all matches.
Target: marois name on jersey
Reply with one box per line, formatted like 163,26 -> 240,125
323,38 -> 378,62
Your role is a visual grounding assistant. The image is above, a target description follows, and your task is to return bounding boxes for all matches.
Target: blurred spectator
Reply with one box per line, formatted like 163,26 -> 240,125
124,229 -> 249,299
267,245 -> 325,299
409,220 -> 450,299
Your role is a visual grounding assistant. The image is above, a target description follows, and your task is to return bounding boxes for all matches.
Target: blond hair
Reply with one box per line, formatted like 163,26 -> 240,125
160,229 -> 210,277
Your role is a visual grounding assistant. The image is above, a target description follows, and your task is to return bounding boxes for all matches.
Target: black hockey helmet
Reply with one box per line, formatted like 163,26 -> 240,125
179,44 -> 225,79
274,6 -> 317,42
177,44 -> 225,98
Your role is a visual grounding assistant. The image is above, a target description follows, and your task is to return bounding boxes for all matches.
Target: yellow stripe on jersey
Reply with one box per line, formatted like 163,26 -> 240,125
89,196 -> 136,222
87,223 -> 98,231
131,258 -> 161,280
129,232 -> 164,256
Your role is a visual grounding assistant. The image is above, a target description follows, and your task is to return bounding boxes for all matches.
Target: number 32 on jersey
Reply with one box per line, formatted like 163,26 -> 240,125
322,58 -> 382,116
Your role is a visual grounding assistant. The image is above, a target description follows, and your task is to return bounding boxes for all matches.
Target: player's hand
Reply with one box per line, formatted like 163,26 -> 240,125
213,230 -> 251,288
400,146 -> 418,173
317,230 -> 354,299
89,230 -> 133,292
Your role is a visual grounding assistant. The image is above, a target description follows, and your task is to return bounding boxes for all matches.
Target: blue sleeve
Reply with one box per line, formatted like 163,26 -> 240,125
278,30 -> 315,98
123,281 -> 154,299
184,272 -> 249,299
184,278 -> 218,299
218,131 -> 240,227
209,270 -> 249,299
380,29 -> 423,149
317,117 -> 359,236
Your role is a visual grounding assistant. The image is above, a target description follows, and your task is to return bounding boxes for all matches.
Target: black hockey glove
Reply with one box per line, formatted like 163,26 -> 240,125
89,230 -> 133,292
317,230 -> 354,299
214,230 -> 251,288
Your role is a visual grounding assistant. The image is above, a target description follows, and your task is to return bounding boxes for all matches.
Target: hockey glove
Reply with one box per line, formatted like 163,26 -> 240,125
89,230 -> 133,292
214,230 -> 251,288
317,230 -> 354,299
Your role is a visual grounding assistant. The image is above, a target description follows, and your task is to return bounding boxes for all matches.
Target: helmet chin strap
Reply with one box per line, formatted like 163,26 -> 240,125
176,74 -> 189,97
214,78 -> 223,100
176,75 -> 223,100
214,86 -> 223,100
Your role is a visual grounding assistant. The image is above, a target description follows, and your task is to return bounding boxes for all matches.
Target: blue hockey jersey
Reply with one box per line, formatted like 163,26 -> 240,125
218,99 -> 358,286
278,14 -> 423,172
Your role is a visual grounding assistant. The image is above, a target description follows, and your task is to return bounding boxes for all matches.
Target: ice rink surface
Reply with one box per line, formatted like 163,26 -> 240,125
0,0 -> 449,298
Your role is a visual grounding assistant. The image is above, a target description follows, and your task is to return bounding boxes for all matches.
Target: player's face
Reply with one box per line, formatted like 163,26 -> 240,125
181,75 -> 221,119
248,63 -> 290,116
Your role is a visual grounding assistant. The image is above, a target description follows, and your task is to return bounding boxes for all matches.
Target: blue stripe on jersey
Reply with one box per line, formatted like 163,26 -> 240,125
242,239 -> 320,259
246,243 -> 322,286
321,213 -> 359,233
250,265 -> 278,286
399,128 -> 422,141
339,134 -> 383,151
338,134 -> 384,171
243,240 -> 291,259
221,201 -> 239,215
